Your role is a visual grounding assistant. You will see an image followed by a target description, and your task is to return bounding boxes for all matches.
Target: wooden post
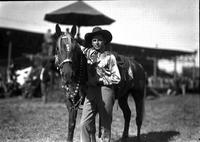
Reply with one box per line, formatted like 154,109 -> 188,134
146,56 -> 157,79
6,31 -> 12,83
173,57 -> 177,80
192,55 -> 196,81
153,57 -> 157,79
7,41 -> 12,69
153,44 -> 158,80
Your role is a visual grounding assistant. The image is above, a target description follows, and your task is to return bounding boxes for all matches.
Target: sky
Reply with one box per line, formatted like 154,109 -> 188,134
0,0 -> 199,73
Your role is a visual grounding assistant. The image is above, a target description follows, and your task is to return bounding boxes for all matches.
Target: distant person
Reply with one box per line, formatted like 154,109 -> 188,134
22,65 -> 41,99
0,73 -> 7,98
7,63 -> 14,83
44,29 -> 53,44
180,77 -> 188,95
39,41 -> 55,103
43,29 -> 54,57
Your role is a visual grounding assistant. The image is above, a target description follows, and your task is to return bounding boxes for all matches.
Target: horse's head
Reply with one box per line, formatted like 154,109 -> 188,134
55,24 -> 78,84
55,24 -> 87,108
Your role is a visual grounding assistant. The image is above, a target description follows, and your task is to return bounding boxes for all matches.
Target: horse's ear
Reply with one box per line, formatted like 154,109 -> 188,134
71,25 -> 76,38
55,24 -> 62,37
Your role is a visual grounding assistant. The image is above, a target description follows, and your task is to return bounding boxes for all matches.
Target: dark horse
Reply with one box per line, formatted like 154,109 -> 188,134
55,24 -> 146,142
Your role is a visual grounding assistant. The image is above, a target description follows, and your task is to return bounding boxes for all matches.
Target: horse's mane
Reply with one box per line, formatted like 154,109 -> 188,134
72,43 -> 88,84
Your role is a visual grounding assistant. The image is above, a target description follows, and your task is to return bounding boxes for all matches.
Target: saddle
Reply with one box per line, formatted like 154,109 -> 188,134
112,53 -> 136,99
114,53 -> 134,82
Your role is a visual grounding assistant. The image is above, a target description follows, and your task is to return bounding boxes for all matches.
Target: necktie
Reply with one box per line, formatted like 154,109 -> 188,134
90,50 -> 98,64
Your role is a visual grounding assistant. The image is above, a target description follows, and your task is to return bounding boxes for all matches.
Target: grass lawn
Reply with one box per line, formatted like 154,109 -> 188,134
0,94 -> 200,142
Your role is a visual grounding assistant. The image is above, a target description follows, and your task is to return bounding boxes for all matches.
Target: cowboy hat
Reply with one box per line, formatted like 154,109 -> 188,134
84,27 -> 112,45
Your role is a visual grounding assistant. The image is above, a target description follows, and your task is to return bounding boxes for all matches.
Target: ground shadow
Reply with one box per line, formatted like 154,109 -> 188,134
113,130 -> 180,142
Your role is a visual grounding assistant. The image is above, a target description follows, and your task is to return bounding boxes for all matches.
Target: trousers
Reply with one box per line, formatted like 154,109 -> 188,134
80,85 -> 115,142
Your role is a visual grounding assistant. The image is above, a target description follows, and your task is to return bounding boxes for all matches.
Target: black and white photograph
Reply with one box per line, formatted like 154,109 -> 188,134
0,1 -> 199,142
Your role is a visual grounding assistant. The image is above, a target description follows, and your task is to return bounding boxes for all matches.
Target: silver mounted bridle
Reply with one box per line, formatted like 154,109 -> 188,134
57,34 -> 73,70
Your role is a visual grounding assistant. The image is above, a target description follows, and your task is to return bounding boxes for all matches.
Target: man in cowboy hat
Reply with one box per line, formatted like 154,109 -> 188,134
79,27 -> 121,142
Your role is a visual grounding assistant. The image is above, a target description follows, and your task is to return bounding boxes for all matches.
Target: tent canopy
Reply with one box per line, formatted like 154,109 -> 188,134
44,1 -> 115,26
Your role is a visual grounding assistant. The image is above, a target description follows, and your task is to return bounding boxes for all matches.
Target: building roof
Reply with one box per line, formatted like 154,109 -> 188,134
0,27 -> 43,60
0,27 -> 195,62
111,43 -> 196,59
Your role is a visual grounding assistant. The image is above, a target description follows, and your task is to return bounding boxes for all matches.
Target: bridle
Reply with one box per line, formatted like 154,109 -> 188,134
56,34 -> 73,70
56,33 -> 84,110
57,58 -> 72,71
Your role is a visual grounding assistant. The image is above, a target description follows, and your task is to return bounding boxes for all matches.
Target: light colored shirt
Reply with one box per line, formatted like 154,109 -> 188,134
80,46 -> 121,85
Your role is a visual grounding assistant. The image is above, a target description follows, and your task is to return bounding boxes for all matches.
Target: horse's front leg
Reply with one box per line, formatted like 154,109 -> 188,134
65,98 -> 78,142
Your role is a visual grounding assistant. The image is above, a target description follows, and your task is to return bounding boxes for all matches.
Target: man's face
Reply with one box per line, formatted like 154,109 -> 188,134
92,35 -> 105,51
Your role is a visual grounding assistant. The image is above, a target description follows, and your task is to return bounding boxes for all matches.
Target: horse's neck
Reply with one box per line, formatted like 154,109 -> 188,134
74,44 -> 88,84
74,42 -> 86,59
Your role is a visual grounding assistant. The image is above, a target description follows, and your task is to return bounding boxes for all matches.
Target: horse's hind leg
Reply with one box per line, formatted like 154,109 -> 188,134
65,99 -> 78,142
118,94 -> 131,139
132,90 -> 145,142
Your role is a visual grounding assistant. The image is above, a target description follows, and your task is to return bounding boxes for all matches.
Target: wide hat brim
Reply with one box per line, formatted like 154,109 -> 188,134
85,29 -> 112,45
